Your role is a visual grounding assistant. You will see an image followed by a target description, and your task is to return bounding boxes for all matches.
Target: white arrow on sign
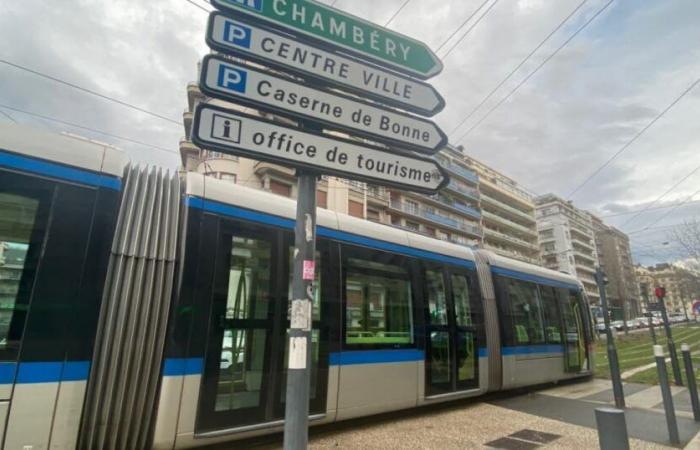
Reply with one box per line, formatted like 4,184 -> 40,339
206,13 -> 445,116
192,104 -> 448,194
200,55 -> 447,154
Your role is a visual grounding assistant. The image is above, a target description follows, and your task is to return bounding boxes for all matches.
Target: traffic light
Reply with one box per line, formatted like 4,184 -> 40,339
655,286 -> 666,299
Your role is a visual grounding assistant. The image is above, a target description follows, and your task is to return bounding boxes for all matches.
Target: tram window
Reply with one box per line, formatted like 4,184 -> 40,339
345,258 -> 413,345
216,236 -> 272,412
504,279 -> 545,345
452,274 -> 472,327
0,193 -> 40,357
540,286 -> 562,344
425,270 -> 447,325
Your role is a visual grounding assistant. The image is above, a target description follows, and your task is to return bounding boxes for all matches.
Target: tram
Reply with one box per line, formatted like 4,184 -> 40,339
0,124 -> 594,449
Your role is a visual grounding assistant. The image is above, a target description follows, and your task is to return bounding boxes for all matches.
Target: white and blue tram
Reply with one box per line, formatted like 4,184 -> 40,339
0,124 -> 594,449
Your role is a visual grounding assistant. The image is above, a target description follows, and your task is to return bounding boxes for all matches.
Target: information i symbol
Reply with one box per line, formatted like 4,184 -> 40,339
223,120 -> 231,139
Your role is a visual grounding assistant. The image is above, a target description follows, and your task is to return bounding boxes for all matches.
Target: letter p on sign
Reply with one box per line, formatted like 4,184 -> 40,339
217,65 -> 248,94
223,20 -> 252,48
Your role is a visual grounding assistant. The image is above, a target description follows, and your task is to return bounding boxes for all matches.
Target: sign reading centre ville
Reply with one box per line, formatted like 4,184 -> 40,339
209,0 -> 443,79
206,13 -> 445,116
200,55 -> 447,154
192,104 -> 448,194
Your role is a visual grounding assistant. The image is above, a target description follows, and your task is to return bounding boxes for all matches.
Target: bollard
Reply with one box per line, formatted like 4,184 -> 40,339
595,407 -> 630,450
655,345 -> 680,445
681,344 -> 700,421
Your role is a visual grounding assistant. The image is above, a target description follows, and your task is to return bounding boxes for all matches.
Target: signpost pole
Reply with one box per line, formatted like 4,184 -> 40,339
596,267 -> 625,408
657,287 -> 683,386
284,122 -> 319,450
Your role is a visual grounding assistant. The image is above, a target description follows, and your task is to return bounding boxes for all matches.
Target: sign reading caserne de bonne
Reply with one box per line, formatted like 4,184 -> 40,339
209,0 -> 443,80
192,103 -> 448,194
200,55 -> 447,154
206,14 -> 444,116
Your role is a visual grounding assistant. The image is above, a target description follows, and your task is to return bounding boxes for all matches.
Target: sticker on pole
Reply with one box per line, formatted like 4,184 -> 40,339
288,336 -> 307,369
303,260 -> 315,281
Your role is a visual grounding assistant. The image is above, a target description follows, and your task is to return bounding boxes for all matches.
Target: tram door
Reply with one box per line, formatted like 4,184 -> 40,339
424,265 -> 480,396
560,289 -> 589,373
198,223 -> 328,431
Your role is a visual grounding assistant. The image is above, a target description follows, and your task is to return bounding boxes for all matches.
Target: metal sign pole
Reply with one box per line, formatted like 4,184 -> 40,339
596,267 -> 625,408
283,121 -> 319,450
657,288 -> 683,386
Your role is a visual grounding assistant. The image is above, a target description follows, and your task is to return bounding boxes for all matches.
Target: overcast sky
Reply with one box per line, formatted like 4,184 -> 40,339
1,0 -> 699,267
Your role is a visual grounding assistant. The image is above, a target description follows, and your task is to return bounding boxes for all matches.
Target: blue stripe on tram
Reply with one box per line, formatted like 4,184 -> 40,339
501,345 -> 565,356
0,361 -> 91,384
0,149 -> 121,191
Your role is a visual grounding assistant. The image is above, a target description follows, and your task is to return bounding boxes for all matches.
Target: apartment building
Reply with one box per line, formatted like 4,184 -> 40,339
535,194 -> 600,303
181,84 -> 483,248
591,216 -> 640,317
459,153 -> 540,265
635,264 -> 700,315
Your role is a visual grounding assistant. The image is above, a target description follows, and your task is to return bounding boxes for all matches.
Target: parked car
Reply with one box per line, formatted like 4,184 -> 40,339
611,320 -> 625,331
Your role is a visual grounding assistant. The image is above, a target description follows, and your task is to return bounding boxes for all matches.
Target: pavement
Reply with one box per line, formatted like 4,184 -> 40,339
231,378 -> 700,449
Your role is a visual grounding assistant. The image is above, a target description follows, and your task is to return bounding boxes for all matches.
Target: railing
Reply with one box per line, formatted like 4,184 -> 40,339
446,181 -> 480,200
482,211 -> 538,237
573,250 -> 596,263
391,201 -> 482,236
483,227 -> 539,250
366,185 -> 390,201
571,236 -> 594,249
435,158 -> 479,184
484,244 -> 540,265
481,195 -> 535,223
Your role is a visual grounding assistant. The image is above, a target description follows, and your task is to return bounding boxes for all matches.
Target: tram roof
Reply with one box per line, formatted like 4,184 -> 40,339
0,123 -> 128,178
186,173 -> 478,264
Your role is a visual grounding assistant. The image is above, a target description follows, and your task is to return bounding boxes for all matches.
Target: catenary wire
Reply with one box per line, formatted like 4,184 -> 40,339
619,163 -> 700,228
0,109 -> 18,123
567,75 -> 700,199
633,186 -> 700,233
453,0 -> 614,145
448,0 -> 588,137
434,0 -> 491,53
599,200 -> 700,218
384,0 -> 412,27
0,59 -> 182,126
184,0 -> 211,12
0,104 -> 179,155
440,0 -> 501,60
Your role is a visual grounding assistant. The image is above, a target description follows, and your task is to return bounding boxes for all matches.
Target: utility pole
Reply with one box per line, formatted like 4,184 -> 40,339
657,286 -> 683,386
596,267 -> 625,408
283,166 -> 318,450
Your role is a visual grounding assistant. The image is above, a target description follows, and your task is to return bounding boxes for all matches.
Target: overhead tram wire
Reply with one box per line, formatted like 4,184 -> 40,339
0,59 -> 182,126
567,75 -> 700,199
0,104 -> 179,156
440,0 -> 501,60
184,0 -> 211,12
384,0 -> 412,27
447,0 -> 589,137
0,109 -> 18,124
628,222 -> 693,236
633,186 -> 700,233
599,200 -> 700,218
434,0 -> 491,53
619,163 -> 700,228
453,0 -> 614,145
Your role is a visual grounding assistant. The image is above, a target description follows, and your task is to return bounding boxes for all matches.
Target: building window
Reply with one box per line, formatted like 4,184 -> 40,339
425,226 -> 436,237
316,190 -> 328,209
405,221 -> 420,232
345,258 -> 413,345
220,173 -> 237,183
405,199 -> 419,215
348,200 -> 364,218
366,208 -> 380,222
269,180 -> 292,197
391,215 -> 401,226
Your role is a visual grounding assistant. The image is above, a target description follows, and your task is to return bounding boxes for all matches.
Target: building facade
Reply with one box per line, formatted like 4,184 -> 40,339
635,264 -> 700,315
535,194 -> 599,303
461,152 -> 540,265
592,216 -> 640,317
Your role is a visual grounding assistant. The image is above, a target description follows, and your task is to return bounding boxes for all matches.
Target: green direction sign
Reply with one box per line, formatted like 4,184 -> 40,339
210,0 -> 443,80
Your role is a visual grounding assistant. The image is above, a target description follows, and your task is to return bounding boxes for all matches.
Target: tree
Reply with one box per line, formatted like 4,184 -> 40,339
671,218 -> 700,267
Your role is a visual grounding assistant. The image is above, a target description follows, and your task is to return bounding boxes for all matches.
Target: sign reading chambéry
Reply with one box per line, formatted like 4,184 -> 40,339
209,0 -> 443,79
199,55 -> 447,154
206,13 -> 445,115
192,104 -> 448,194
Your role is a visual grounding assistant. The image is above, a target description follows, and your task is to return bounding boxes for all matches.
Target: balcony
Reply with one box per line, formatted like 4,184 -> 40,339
572,236 -> 595,250
574,250 -> 596,263
390,201 -> 483,237
446,182 -> 481,201
254,161 -> 295,178
482,211 -> 538,238
481,195 -> 536,223
484,244 -> 540,265
484,227 -> 539,251
366,185 -> 390,203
